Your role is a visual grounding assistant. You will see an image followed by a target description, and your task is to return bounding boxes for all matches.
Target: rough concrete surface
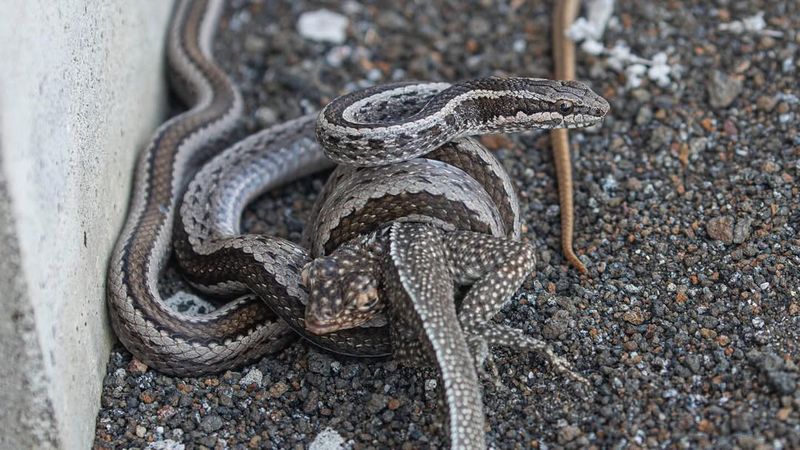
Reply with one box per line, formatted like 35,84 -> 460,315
0,1 -> 173,448
0,160 -> 59,450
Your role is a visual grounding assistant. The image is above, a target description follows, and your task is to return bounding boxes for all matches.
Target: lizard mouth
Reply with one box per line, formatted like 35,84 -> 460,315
304,317 -> 342,335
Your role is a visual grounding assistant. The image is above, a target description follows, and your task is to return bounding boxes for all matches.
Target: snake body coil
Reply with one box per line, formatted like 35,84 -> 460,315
106,0 -> 609,376
106,0 -> 274,375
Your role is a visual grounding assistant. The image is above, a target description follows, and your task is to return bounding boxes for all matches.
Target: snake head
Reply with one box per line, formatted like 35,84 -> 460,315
301,253 -> 383,335
549,79 -> 611,128
478,77 -> 610,130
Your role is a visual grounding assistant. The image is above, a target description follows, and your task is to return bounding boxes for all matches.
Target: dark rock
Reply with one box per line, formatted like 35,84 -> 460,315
200,414 -> 224,433
766,371 -> 797,395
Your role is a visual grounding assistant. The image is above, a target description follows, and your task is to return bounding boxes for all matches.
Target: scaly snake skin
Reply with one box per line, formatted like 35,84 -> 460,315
106,1 -> 609,447
107,0 -> 607,381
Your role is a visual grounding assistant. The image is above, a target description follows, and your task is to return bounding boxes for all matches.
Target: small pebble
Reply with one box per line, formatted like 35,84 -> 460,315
622,309 -> 646,325
200,414 -> 224,433
732,217 -> 752,244
269,381 -> 289,398
756,95 -> 778,111
146,440 -> 185,450
635,106 -> 653,125
254,106 -> 278,126
240,368 -> 263,387
706,216 -> 734,244
648,125 -> 674,150
767,371 -> 797,396
128,358 -> 148,375
297,9 -> 349,44
708,71 -> 743,108
558,425 -> 583,444
309,427 -> 346,450
243,34 -> 267,54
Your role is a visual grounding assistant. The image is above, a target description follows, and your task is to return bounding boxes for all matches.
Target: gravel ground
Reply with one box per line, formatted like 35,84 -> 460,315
95,1 -> 800,448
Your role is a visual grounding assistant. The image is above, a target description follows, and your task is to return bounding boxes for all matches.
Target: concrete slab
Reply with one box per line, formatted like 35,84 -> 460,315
0,1 -> 173,448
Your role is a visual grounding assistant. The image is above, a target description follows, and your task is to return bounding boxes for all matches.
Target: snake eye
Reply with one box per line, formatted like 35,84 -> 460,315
558,100 -> 574,114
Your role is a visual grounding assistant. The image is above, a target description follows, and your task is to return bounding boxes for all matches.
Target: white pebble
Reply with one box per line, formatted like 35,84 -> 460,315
601,174 -> 618,192
367,68 -> 382,82
309,427 -> 346,450
146,439 -> 185,450
625,64 -> 647,88
297,9 -> 349,44
113,368 -> 126,385
647,52 -> 673,87
719,11 -> 766,33
783,58 -> 795,73
240,368 -> 263,387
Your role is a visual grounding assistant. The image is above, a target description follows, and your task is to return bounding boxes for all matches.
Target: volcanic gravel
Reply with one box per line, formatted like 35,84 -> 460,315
94,1 -> 800,448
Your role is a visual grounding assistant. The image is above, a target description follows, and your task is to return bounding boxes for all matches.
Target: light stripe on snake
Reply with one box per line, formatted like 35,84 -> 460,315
106,0 -> 609,378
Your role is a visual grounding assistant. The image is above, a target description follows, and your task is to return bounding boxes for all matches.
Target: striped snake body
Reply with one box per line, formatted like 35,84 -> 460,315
317,78 -> 607,166
107,0 -> 608,376
106,0 -> 263,375
107,1 -> 608,445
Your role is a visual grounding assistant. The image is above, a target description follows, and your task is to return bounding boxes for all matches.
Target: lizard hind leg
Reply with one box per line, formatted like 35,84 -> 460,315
444,231 -> 587,384
443,230 -> 537,332
479,323 -> 588,386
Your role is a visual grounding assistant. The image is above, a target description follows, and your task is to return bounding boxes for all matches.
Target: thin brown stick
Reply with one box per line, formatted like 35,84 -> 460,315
551,0 -> 587,273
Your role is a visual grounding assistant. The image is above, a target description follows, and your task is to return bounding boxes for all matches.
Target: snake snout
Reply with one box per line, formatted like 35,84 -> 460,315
582,85 -> 610,120
593,94 -> 611,118
558,79 -> 610,120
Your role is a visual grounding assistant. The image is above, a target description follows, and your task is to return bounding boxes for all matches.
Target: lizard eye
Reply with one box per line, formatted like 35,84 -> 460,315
558,100 -> 574,114
359,298 -> 378,310
355,291 -> 379,310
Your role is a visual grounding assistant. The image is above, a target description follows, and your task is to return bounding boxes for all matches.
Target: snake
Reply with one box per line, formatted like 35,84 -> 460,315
105,1 -> 609,447
106,0 -> 608,380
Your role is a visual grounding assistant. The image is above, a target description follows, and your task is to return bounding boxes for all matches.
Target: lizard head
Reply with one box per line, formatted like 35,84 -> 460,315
301,249 -> 384,335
